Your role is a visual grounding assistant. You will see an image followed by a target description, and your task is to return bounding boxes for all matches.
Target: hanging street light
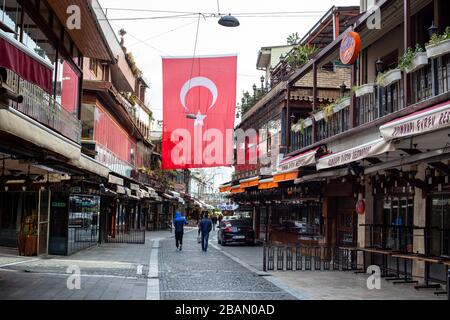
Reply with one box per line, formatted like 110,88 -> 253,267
218,14 -> 240,27
216,0 -> 239,27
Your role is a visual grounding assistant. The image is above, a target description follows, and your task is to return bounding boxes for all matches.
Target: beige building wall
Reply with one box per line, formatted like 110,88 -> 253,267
412,164 -> 426,280
365,24 -> 404,83
357,177 -> 374,266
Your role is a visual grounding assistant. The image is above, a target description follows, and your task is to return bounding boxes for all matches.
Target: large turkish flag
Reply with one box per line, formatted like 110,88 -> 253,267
162,55 -> 237,169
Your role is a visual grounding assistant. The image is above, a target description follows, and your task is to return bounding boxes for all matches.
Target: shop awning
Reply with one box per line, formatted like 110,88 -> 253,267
380,100 -> 450,140
125,187 -> 140,200
239,176 -> 259,189
277,148 -> 319,173
139,189 -> 150,199
231,185 -> 245,194
69,154 -> 109,178
258,178 -> 279,190
273,171 -> 299,183
219,184 -> 232,193
317,138 -> 394,171
163,193 -> 175,200
0,30 -> 53,93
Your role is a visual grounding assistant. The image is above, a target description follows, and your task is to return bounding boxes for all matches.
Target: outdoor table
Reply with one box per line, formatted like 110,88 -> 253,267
358,248 -> 397,278
390,253 -> 429,285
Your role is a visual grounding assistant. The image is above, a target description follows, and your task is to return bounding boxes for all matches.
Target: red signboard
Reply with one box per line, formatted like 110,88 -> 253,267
356,200 -> 366,215
340,31 -> 361,65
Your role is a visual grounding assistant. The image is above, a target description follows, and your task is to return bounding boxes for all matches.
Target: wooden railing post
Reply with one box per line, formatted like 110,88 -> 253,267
312,61 -> 318,143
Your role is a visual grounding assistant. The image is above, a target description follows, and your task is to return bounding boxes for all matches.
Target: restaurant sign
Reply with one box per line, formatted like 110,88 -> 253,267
317,139 -> 394,170
380,101 -> 450,140
277,148 -> 319,173
340,31 -> 361,65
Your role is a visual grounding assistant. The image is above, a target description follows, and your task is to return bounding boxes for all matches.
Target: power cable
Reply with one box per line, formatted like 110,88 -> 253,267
100,7 -> 326,15
126,20 -> 198,47
110,21 -> 171,56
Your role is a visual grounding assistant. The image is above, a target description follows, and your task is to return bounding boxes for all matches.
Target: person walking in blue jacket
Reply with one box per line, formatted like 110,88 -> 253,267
198,213 -> 213,252
173,212 -> 188,251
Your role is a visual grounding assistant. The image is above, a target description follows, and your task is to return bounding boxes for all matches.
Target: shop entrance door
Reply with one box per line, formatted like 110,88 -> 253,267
37,190 -> 50,255
336,198 -> 357,247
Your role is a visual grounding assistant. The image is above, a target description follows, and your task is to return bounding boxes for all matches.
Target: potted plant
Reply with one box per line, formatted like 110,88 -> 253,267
426,26 -> 450,59
377,68 -> 402,87
354,83 -> 375,97
333,96 -> 351,113
399,45 -> 428,74
312,108 -> 324,122
18,215 -> 38,257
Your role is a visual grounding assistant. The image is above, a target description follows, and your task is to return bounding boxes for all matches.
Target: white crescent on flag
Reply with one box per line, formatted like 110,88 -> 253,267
180,77 -> 218,112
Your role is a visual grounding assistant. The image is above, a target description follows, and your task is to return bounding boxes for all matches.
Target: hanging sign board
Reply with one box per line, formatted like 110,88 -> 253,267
340,31 -> 361,65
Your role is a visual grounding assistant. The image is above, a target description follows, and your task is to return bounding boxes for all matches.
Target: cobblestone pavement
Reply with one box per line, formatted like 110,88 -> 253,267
158,231 -> 296,300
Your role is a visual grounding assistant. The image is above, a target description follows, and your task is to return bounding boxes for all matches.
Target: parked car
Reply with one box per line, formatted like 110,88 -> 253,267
222,216 -> 239,222
218,219 -> 255,246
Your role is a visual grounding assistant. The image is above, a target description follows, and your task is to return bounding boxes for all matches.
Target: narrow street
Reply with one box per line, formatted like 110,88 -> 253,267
158,231 -> 295,300
0,231 -> 296,300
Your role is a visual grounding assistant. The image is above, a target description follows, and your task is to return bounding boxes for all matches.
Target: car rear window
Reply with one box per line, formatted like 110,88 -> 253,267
227,220 -> 252,226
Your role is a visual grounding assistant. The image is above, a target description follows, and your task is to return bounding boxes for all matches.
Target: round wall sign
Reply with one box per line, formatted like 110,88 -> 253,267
340,31 -> 361,65
356,199 -> 366,215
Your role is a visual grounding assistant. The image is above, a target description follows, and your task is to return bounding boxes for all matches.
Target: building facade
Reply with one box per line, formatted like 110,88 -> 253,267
224,0 -> 450,289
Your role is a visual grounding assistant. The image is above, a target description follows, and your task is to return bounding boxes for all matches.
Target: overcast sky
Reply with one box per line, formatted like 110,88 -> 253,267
97,0 -> 359,189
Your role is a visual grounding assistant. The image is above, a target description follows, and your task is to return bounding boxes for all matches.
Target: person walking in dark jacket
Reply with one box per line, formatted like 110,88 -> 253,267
198,213 -> 213,252
173,212 -> 188,251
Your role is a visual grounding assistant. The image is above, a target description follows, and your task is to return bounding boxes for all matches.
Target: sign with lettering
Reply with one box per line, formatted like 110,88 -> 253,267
340,31 -> 361,65
380,102 -> 450,140
108,174 -> 124,186
317,139 -> 394,170
277,148 -> 319,173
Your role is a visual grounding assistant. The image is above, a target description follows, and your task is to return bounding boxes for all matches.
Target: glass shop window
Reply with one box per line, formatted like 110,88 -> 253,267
382,195 -> 414,252
429,195 -> 450,258
0,0 -> 21,40
68,195 -> 100,255
81,104 -> 95,140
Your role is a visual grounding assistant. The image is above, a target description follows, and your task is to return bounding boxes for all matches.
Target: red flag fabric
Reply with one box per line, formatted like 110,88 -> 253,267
162,55 -> 237,169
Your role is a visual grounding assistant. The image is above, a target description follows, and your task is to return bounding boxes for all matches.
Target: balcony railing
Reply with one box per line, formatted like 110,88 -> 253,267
291,124 -> 313,153
289,52 -> 450,154
5,69 -> 81,143
316,107 -> 350,142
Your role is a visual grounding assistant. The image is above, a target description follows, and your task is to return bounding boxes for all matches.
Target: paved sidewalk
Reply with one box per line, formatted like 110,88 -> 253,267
210,234 -> 446,300
0,231 -> 172,300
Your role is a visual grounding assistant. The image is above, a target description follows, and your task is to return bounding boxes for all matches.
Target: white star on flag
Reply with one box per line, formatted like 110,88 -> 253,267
194,110 -> 207,126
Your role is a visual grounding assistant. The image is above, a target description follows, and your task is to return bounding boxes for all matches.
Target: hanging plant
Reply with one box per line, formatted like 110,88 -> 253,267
322,104 -> 334,123
427,26 -> 450,46
398,44 -> 424,71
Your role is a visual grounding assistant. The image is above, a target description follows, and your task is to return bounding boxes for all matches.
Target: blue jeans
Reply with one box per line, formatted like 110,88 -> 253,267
201,232 -> 210,251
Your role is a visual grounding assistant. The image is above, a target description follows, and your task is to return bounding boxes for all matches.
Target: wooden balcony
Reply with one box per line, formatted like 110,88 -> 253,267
289,52 -> 450,154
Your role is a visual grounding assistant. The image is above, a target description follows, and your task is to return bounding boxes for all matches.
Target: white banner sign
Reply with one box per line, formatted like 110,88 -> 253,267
380,102 -> 450,140
317,139 -> 394,170
277,148 -> 318,173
